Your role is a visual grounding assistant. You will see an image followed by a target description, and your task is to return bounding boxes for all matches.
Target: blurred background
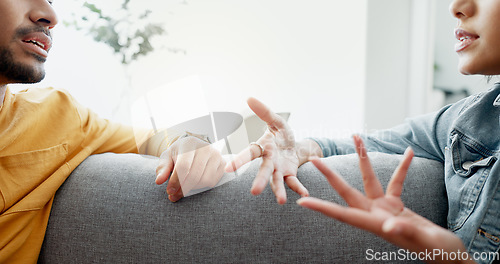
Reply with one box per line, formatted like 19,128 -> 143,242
11,0 -> 494,140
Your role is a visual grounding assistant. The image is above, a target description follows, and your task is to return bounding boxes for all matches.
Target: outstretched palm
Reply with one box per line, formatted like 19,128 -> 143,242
226,97 -> 308,204
298,135 -> 471,263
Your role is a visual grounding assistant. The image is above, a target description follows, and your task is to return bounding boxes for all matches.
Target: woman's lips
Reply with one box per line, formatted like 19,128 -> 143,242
454,28 -> 479,52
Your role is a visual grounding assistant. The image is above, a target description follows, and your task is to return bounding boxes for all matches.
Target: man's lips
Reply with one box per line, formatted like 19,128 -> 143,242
454,28 -> 479,52
21,32 -> 52,57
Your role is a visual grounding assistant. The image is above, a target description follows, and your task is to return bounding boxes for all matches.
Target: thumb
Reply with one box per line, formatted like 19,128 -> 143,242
156,152 -> 174,185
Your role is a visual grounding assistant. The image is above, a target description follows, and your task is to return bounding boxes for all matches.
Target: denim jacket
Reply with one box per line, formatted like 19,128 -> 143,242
312,83 -> 500,264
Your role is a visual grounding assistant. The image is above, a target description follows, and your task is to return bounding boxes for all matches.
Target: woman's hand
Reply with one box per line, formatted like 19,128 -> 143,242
155,136 -> 226,202
297,135 -> 473,264
226,97 -> 319,204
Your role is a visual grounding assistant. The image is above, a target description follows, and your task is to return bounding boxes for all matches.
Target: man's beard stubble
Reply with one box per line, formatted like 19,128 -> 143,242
0,47 -> 46,84
0,26 -> 50,84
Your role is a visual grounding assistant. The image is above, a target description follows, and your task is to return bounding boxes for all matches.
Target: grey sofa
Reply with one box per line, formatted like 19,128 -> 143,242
38,152 -> 447,263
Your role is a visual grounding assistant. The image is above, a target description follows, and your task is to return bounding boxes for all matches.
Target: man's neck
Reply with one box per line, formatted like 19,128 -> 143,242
0,85 -> 6,108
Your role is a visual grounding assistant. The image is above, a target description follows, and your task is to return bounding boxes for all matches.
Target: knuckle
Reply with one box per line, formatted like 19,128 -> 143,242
199,175 -> 214,188
207,146 -> 219,156
159,150 -> 171,159
338,187 -> 354,198
275,175 -> 284,184
156,164 -> 164,174
263,141 -> 274,150
175,163 -> 190,175
167,180 -> 179,188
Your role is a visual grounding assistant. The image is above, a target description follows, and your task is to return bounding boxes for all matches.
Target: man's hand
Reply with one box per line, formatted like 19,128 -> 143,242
297,135 -> 473,264
225,97 -> 319,204
155,136 -> 226,202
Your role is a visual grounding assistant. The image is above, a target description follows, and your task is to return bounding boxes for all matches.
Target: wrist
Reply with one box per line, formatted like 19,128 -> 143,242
144,130 -> 211,157
296,139 -> 323,166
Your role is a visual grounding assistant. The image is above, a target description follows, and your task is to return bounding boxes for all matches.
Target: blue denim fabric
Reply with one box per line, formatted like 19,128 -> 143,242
312,83 -> 500,264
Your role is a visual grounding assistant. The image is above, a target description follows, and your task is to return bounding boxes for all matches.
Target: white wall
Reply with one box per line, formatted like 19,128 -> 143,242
129,0 -> 369,140
13,0 -> 444,139
12,0 -> 369,140
364,0 -> 438,131
364,0 -> 412,131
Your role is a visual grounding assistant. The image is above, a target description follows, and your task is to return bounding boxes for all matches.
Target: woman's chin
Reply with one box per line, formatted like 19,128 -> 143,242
456,57 -> 500,76
457,60 -> 478,76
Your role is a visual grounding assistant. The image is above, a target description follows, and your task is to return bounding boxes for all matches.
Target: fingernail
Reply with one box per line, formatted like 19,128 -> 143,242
168,195 -> 180,203
156,169 -> 165,180
404,146 -> 413,155
167,187 -> 176,195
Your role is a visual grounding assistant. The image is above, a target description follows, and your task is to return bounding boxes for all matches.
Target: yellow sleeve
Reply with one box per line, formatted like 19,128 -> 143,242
70,94 -> 151,154
64,89 -> 180,156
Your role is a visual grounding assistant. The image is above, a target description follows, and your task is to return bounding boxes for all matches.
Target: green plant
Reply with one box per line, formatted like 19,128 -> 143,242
64,0 -> 187,123
65,0 -> 166,65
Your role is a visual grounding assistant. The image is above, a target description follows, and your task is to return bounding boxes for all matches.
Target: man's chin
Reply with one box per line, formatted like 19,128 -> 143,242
7,67 -> 45,84
0,48 -> 46,84
12,75 -> 45,84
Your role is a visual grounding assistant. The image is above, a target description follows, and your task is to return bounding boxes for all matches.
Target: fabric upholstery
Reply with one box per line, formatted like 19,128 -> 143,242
39,152 -> 446,263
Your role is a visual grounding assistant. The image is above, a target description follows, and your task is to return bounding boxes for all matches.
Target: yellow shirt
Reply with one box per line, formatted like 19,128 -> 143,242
0,87 -> 145,263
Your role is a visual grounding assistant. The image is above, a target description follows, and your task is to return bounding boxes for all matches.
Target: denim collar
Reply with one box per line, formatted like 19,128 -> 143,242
493,83 -> 500,107
494,95 -> 500,107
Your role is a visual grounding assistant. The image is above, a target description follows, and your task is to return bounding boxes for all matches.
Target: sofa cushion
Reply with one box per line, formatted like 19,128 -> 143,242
39,152 -> 446,263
